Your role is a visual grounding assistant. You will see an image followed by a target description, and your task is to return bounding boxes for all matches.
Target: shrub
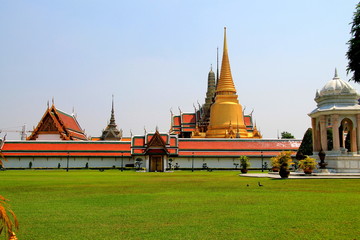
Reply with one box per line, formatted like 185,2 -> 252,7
239,156 -> 250,169
271,151 -> 294,169
298,156 -> 317,170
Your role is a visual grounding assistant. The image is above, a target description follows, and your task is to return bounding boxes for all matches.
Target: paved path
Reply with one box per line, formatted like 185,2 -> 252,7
240,172 -> 360,179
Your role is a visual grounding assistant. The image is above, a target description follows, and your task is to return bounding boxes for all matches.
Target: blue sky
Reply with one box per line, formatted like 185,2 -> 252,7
0,0 -> 358,139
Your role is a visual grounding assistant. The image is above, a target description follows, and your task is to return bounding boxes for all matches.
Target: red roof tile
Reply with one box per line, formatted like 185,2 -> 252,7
56,110 -> 83,133
178,139 -> 301,151
179,151 -> 294,157
28,105 -> 87,141
133,137 -> 145,147
182,114 -> 196,124
244,116 -> 252,127
2,141 -> 131,157
2,137 -> 300,159
173,116 -> 181,126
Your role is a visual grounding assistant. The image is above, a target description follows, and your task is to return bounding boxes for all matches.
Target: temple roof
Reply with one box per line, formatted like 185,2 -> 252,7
317,69 -> 357,97
2,140 -> 131,157
100,96 -> 122,140
310,69 -> 360,116
131,131 -> 178,156
27,105 -> 87,141
178,138 -> 300,157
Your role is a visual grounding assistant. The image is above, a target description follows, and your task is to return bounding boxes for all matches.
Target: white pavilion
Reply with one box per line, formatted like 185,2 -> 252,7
309,69 -> 360,172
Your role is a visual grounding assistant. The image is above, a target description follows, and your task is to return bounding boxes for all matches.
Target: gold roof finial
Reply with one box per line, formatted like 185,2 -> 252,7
216,27 -> 236,95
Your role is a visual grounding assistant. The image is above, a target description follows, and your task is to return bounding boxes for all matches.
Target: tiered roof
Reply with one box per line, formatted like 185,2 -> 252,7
171,112 -> 258,137
131,131 -> 178,156
27,105 -> 87,141
100,96 -> 122,140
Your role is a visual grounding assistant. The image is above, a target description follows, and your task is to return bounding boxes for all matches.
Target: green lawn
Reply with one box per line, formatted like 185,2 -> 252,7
0,170 -> 359,240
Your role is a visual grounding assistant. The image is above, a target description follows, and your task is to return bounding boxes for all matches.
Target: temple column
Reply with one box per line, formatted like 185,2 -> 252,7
332,115 -> 340,151
357,114 -> 360,153
311,118 -> 320,152
319,115 -> 327,151
351,127 -> 357,153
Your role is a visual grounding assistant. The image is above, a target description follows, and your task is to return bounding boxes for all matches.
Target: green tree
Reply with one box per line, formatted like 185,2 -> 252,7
347,2 -> 360,83
296,128 -> 313,159
281,131 -> 294,139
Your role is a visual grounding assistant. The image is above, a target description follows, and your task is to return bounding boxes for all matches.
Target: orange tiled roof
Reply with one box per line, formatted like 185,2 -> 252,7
28,105 -> 87,141
173,116 -> 181,126
56,109 -> 84,134
178,139 -> 301,157
182,113 -> 196,124
244,115 -> 252,127
2,141 -> 131,157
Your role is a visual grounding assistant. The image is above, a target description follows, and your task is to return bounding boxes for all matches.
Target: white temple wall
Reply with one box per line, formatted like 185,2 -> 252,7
170,157 -> 271,169
2,156 -> 274,169
3,157 -> 134,169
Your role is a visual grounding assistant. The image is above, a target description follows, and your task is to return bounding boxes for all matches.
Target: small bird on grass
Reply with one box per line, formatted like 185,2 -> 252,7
246,184 -> 249,187
258,182 -> 263,187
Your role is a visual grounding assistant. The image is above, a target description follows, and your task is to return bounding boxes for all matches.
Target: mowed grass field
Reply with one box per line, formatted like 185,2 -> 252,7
0,170 -> 359,240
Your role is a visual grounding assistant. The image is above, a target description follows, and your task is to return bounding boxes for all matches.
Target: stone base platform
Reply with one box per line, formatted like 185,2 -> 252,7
240,172 -> 360,179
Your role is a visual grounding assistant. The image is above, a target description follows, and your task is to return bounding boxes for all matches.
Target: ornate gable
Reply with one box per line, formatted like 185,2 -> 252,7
27,105 -> 87,141
38,113 -> 63,132
145,130 -> 169,155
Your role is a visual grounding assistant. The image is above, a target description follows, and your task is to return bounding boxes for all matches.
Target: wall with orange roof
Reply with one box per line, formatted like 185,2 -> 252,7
1,137 -> 301,170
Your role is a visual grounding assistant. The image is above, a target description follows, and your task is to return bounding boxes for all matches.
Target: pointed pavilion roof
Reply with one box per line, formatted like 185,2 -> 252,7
100,96 -> 122,141
216,27 -> 237,95
27,104 -> 87,140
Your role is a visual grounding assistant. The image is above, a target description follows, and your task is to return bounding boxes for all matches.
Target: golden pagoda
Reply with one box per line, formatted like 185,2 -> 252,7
206,28 -> 252,138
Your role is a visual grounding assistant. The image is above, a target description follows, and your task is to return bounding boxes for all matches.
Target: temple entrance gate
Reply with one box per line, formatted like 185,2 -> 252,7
150,155 -> 163,172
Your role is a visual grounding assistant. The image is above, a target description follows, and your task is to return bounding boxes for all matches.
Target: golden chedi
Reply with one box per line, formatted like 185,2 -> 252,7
206,28 -> 250,138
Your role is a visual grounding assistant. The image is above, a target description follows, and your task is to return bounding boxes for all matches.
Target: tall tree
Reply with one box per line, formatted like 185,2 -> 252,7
296,128 -> 313,159
347,2 -> 360,83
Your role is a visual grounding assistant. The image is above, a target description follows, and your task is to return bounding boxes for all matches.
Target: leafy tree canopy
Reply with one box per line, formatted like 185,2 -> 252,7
281,131 -> 294,139
347,3 -> 360,83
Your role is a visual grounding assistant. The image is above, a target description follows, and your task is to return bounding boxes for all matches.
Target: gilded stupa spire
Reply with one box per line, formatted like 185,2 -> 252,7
216,27 -> 236,95
205,28 -> 251,138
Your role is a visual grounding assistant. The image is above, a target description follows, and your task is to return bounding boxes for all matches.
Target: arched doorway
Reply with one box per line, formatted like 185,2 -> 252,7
340,118 -> 356,152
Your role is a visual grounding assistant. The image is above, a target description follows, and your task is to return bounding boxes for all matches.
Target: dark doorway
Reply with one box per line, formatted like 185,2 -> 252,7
150,156 -> 163,172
